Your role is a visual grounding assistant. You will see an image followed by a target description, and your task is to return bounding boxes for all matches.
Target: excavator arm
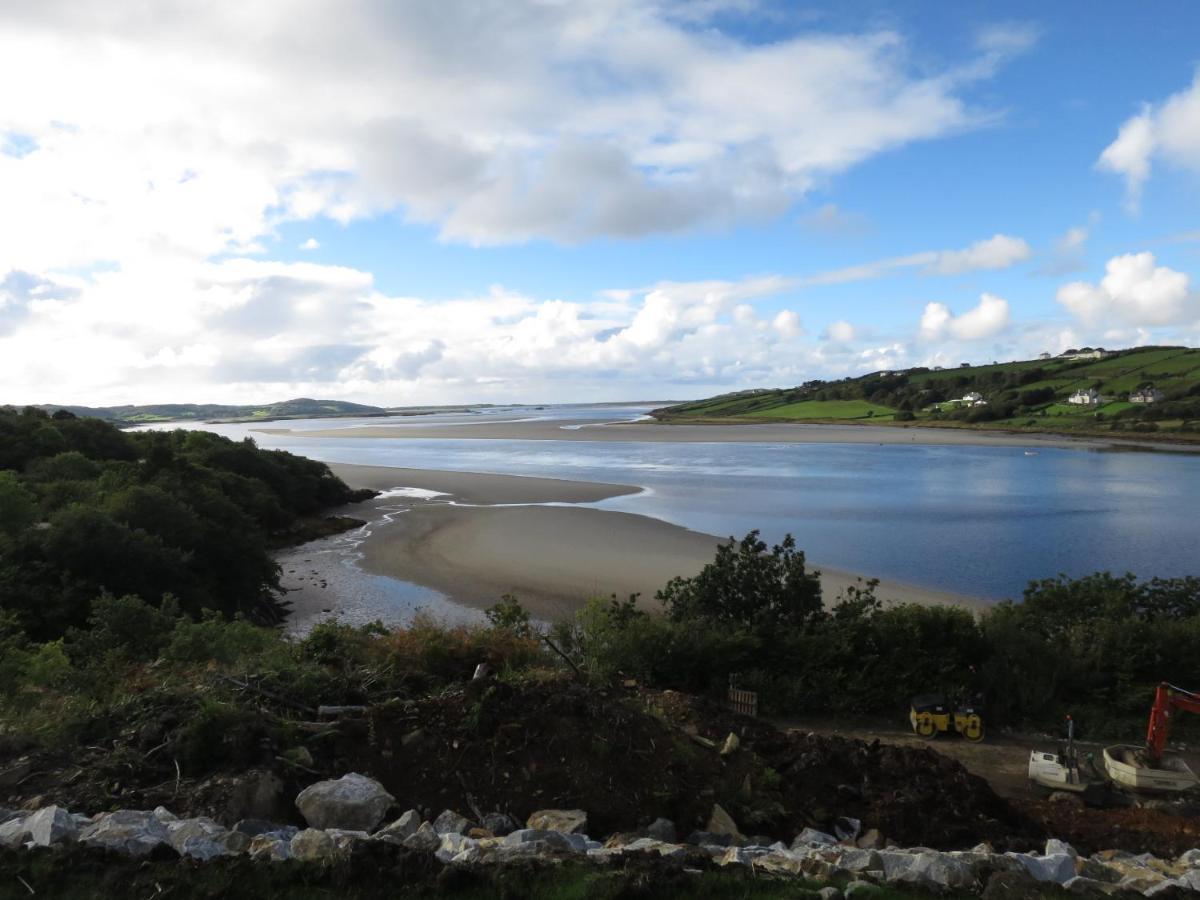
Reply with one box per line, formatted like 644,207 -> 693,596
1146,682 -> 1200,761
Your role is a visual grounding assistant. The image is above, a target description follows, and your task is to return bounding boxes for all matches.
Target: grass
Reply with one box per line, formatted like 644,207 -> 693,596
754,399 -> 897,420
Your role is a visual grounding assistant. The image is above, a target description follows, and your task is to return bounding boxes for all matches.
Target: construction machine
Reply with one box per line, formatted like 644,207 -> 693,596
1103,682 -> 1199,794
909,692 -> 984,742
1027,716 -> 1110,804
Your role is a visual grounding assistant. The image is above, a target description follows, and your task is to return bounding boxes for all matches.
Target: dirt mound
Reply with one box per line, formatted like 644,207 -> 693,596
330,677 -> 1038,849
1021,799 -> 1200,857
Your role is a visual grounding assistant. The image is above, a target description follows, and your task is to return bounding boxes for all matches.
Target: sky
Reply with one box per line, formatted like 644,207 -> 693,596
1,1 -> 1198,407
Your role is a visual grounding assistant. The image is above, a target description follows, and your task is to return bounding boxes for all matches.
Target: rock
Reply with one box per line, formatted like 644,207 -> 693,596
893,850 -> 974,889
643,817 -> 676,843
838,848 -> 883,874
375,809 -> 422,842
753,851 -> 804,876
0,816 -> 29,849
792,827 -> 838,849
78,810 -> 170,857
25,805 -> 78,847
433,809 -> 471,836
1178,849 -> 1200,868
436,833 -> 478,863
326,829 -> 369,854
1006,851 -> 1078,885
1063,875 -> 1121,895
295,773 -> 394,832
685,830 -> 733,848
249,833 -> 291,861
622,837 -> 686,859
1046,838 -> 1079,858
0,809 -> 21,825
834,816 -> 862,843
152,806 -> 179,823
167,817 -> 249,860
526,808 -> 587,835
843,880 -> 879,898
856,828 -> 884,850
481,812 -> 517,836
720,733 -> 740,756
706,804 -> 741,841
504,828 -> 586,853
403,822 -> 440,851
290,828 -> 337,861
818,888 -> 842,900
233,819 -> 297,840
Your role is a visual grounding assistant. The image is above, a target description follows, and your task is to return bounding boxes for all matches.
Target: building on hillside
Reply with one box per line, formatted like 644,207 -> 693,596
1130,388 -> 1164,404
1039,352 -> 1052,360
1068,388 -> 1101,405
1060,348 -> 1112,361
963,392 -> 983,403
959,362 -> 971,368
971,399 -> 989,408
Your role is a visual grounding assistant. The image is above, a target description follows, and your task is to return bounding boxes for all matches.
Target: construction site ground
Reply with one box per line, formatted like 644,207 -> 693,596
779,715 -> 1200,857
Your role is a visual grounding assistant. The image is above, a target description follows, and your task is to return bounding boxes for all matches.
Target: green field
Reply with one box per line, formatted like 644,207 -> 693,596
656,345 -> 1200,440
754,399 -> 897,420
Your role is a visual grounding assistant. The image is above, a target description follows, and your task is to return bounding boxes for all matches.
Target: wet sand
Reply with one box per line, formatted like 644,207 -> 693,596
263,419 -> 1109,449
319,464 -> 983,623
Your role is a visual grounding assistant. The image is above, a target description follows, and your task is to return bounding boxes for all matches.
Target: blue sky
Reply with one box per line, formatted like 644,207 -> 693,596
0,1 -> 1198,405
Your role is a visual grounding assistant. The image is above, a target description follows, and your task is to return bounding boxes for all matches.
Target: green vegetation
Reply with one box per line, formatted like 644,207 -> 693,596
656,345 -> 1200,439
0,406 -> 373,639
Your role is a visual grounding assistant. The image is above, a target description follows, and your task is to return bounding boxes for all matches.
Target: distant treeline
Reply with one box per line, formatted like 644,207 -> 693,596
0,406 -> 372,640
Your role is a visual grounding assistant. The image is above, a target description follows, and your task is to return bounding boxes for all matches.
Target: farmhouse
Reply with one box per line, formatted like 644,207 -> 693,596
1130,388 -> 1164,404
963,392 -> 983,403
1068,388 -> 1102,406
1060,348 -> 1112,361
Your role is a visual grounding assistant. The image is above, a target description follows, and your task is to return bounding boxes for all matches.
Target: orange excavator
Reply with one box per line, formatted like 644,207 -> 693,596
1103,683 -> 1200,794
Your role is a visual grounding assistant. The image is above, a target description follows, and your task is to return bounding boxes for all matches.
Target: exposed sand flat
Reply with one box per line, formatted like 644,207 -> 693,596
356,503 -> 984,622
265,419 -> 1111,449
327,462 -> 639,504
321,464 -> 984,623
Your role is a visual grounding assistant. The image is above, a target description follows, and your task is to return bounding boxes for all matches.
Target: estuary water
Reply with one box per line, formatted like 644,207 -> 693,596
140,405 -> 1200,601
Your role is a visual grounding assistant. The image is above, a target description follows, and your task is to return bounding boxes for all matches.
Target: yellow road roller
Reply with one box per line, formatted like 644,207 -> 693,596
909,693 -> 984,742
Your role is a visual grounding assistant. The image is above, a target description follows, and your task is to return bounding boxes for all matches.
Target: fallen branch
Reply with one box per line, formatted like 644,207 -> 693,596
540,635 -> 585,681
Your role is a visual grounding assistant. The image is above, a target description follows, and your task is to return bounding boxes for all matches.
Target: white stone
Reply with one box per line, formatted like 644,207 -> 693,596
403,821 -> 440,851
0,817 -> 29,849
526,809 -> 587,835
1006,851 -> 1079,885
375,809 -> 421,842
290,828 -> 337,861
79,810 -> 169,857
1046,838 -> 1078,858
249,833 -> 291,861
25,806 -> 77,847
892,850 -> 974,889
295,773 -> 394,832
436,833 -> 477,863
433,809 -> 471,835
792,827 -> 838,848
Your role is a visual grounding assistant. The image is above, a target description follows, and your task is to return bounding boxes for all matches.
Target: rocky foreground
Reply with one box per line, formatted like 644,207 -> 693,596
3,772 -> 1200,898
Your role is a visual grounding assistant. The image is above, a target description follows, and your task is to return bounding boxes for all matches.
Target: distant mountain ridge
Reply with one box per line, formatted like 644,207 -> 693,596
655,345 -> 1200,441
23,397 -> 390,426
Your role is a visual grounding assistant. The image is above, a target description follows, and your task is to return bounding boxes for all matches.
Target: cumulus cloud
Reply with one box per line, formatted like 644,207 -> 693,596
299,238 -> 320,251
808,234 -> 1031,285
824,320 -> 858,342
919,293 -> 1011,341
1098,70 -> 1200,210
0,0 -> 1029,266
1057,252 -> 1195,327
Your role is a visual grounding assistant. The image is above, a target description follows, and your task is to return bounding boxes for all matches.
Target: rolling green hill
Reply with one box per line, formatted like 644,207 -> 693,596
655,346 -> 1200,440
23,397 -> 390,426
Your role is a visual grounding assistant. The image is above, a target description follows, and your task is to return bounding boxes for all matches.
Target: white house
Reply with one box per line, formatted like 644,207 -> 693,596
1130,388 -> 1164,404
963,392 -> 983,403
1060,348 -> 1112,361
1039,351 -> 1052,360
1068,388 -> 1101,405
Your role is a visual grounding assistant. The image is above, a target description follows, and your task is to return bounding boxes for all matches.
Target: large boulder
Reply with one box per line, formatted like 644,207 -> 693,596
403,822 -> 440,851
1006,851 -> 1078,885
25,806 -> 77,847
78,810 -> 170,857
481,812 -> 518,837
526,809 -> 587,835
706,804 -> 741,842
295,773 -> 394,832
290,828 -> 337,862
0,816 -> 29,849
893,850 -> 974,890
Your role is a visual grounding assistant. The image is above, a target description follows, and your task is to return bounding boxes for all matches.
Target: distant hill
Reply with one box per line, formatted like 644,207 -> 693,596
25,398 -> 390,426
655,346 -> 1200,440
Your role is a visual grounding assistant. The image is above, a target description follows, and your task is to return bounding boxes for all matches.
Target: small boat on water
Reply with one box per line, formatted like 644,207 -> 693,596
1103,745 -> 1199,794
1024,451 -> 1039,456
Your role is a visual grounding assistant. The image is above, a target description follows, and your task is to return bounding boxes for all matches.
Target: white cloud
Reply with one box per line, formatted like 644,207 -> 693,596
0,1 -> 1028,264
772,309 -> 803,338
1098,70 -> 1200,210
300,238 -> 320,250
1036,220 -> 1094,276
1057,252 -> 1195,327
926,234 -> 1031,276
798,203 -> 870,236
824,320 -> 858,342
919,293 -> 1011,341
808,234 -> 1030,285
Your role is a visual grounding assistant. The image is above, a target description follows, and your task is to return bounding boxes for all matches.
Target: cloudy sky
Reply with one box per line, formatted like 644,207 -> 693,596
1,0 -> 1198,406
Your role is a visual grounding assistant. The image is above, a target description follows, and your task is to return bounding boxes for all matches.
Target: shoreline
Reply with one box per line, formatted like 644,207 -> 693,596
261,418 -> 1127,450
284,463 -> 986,627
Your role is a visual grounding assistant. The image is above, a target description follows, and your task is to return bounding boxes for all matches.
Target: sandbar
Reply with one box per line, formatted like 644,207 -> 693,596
321,464 -> 983,623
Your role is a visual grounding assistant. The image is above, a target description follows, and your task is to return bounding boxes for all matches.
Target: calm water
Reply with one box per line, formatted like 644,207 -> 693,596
140,405 -> 1200,600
